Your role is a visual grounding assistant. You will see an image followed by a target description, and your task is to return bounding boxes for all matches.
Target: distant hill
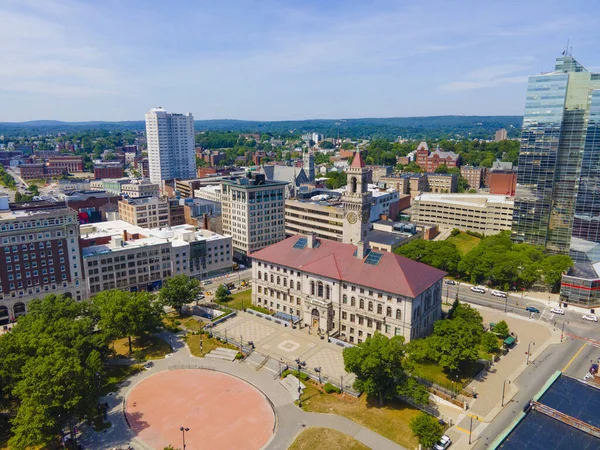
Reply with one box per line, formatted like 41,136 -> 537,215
0,115 -> 522,140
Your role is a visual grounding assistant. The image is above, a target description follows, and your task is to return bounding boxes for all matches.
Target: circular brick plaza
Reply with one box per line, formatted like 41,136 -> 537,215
125,369 -> 276,450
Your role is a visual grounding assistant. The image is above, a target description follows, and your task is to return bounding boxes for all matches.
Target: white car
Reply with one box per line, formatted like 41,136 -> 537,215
551,308 -> 565,315
434,435 -> 452,450
583,314 -> 598,322
470,286 -> 486,294
491,290 -> 507,298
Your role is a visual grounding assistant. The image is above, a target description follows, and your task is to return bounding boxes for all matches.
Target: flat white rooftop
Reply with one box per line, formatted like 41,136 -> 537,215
414,193 -> 514,208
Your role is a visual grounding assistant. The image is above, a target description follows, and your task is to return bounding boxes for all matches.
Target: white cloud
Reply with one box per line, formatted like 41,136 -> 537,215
438,63 -> 530,91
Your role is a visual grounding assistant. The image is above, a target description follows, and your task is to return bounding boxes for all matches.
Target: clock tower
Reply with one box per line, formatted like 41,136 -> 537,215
342,150 -> 372,245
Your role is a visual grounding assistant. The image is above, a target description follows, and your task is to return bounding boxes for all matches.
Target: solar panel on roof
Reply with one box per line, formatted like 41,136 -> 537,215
364,251 -> 383,265
293,237 -> 308,249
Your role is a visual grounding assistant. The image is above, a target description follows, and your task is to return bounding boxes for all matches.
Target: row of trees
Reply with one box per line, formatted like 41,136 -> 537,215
0,274 -> 203,449
396,231 -> 573,292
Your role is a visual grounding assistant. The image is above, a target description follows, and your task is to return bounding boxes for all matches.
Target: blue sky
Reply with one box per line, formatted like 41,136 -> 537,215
1,0 -> 599,121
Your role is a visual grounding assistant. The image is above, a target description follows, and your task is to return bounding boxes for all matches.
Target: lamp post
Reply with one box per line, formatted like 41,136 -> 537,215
180,426 -> 189,450
296,358 -> 303,407
446,283 -> 450,305
315,366 -> 321,384
468,415 -> 474,444
504,294 -> 508,314
501,380 -> 511,407
526,341 -> 535,365
561,321 -> 568,342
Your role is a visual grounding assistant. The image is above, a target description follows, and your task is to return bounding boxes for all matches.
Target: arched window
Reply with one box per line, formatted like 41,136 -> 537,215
377,303 -> 382,315
283,278 -> 287,287
277,276 -> 281,285
325,285 -> 330,299
297,281 -> 301,291
350,177 -> 357,194
386,306 -> 392,317
351,297 -> 356,307
368,301 -> 373,312
270,274 -> 274,283
317,282 -> 324,297
258,271 -> 262,280
396,309 -> 401,320
343,294 -> 348,304
311,281 -> 315,296
360,299 -> 364,309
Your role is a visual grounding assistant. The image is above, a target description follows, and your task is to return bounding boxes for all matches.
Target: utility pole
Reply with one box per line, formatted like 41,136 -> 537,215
501,380 -> 511,407
469,415 -> 474,444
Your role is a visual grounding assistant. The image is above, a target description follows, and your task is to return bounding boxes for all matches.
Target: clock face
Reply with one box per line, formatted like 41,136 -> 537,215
361,211 -> 369,223
347,212 -> 358,224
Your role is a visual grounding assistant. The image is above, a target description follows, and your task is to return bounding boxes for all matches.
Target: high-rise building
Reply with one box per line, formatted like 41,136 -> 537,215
220,173 -> 287,262
511,55 -> 600,307
495,128 -> 508,142
145,107 -> 196,186
303,150 -> 315,182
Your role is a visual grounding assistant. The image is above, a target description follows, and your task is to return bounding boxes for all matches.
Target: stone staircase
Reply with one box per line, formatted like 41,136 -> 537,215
204,347 -> 238,362
280,374 -> 305,400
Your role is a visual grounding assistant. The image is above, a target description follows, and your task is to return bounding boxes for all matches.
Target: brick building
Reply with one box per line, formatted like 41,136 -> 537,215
460,166 -> 485,189
19,164 -> 66,180
94,162 -> 124,179
47,156 -> 84,172
489,171 -> 517,196
414,142 -> 459,172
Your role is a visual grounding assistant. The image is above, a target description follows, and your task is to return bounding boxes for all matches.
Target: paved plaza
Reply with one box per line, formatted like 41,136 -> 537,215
211,312 -> 354,386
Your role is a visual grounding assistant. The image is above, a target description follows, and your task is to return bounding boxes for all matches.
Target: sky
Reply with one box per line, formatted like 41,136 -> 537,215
1,0 -> 599,122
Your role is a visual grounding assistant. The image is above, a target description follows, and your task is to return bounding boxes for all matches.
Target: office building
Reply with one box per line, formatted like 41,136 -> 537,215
285,198 -> 345,242
145,107 -> 196,186
489,171 -> 517,196
81,221 -> 232,295
118,197 -> 170,229
121,180 -> 160,198
195,184 -> 222,203
426,173 -> 457,193
413,193 -> 514,235
510,55 -> 600,307
251,234 -> 445,342
0,199 -> 85,323
221,173 -> 287,261
47,156 -> 84,172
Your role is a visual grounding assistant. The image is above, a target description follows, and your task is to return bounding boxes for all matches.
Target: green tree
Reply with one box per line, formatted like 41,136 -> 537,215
403,162 -> 423,173
482,332 -> 500,353
319,140 -> 334,149
341,142 -> 355,150
493,320 -> 509,338
457,175 -> 470,193
540,255 -> 573,292
215,285 -> 230,303
93,290 -> 162,354
396,377 -> 430,405
434,164 -> 449,173
343,333 -> 407,406
160,274 -> 202,314
409,413 -> 443,449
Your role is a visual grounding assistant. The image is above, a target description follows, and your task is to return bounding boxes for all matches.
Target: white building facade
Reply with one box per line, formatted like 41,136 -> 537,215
145,107 -> 196,187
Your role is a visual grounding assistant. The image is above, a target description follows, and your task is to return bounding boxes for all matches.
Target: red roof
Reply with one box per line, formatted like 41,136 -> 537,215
350,151 -> 365,169
250,236 -> 446,298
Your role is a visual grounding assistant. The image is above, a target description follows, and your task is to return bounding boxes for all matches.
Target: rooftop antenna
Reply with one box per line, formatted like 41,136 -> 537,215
562,39 -> 571,56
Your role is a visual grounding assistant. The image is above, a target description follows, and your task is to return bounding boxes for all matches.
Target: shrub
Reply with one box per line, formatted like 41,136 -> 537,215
493,320 -> 510,338
450,228 -> 461,237
324,382 -> 341,394
281,369 -> 291,378
174,320 -> 181,326
235,352 -> 244,360
132,350 -> 145,361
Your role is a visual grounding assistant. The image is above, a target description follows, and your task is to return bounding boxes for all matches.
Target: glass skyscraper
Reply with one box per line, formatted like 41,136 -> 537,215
511,56 -> 600,307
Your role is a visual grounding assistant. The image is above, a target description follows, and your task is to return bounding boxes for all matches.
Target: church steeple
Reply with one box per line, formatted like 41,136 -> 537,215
342,150 -> 372,245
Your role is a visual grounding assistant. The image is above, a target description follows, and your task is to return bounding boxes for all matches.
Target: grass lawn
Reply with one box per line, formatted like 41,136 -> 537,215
411,359 -> 485,392
102,364 -> 144,394
299,383 -> 420,448
185,333 -> 238,357
112,335 -> 172,360
288,427 -> 369,450
162,312 -> 204,333
222,289 -> 252,310
447,232 -> 481,255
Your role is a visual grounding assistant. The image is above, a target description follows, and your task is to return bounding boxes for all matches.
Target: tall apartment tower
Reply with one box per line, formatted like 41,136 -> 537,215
494,128 -> 508,142
303,150 -> 315,182
511,55 -> 600,307
145,107 -> 196,187
342,151 -> 372,245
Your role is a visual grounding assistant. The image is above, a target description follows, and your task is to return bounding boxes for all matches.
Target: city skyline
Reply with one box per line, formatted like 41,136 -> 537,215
1,0 -> 599,122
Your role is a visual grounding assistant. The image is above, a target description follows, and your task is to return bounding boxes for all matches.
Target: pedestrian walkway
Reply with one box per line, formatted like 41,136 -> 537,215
80,330 -> 406,450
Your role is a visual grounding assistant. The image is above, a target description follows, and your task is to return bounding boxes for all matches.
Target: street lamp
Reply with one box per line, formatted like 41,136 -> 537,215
468,415 -> 474,444
501,380 -> 511,407
561,321 -> 569,342
180,426 -> 189,450
526,341 -> 535,365
315,366 -> 322,384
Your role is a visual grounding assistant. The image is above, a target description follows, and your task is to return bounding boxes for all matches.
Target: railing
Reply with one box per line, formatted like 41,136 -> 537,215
168,364 -> 215,371
532,401 -> 600,438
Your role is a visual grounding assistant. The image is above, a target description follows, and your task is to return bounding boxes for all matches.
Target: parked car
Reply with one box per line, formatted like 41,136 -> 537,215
202,280 -> 212,286
550,308 -> 565,315
583,314 -> 598,322
434,435 -> 452,450
445,280 -> 456,285
470,286 -> 486,293
491,290 -> 507,298
525,306 -> 540,314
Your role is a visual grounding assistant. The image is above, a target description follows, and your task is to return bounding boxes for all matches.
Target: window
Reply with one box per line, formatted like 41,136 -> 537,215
351,297 -> 356,307
317,282 -> 324,297
396,309 -> 401,320
270,274 -> 274,283
343,294 -> 348,304
386,306 -> 392,317
359,299 -> 364,309
277,276 -> 281,285
377,304 -> 382,315
296,281 -> 300,290
368,301 -> 373,312
258,271 -> 261,280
